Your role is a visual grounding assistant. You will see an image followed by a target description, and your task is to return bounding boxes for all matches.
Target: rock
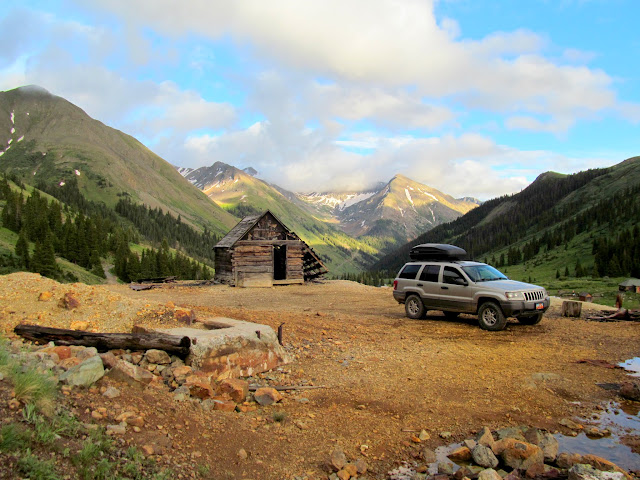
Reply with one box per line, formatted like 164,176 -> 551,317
142,445 -> 155,455
557,453 -> 584,469
53,346 -> 71,360
569,464 -> 626,480
70,320 -> 89,331
58,357 -> 81,370
220,378 -> 249,403
496,426 -> 527,441
125,416 -> 145,427
254,387 -> 282,406
76,347 -> 98,361
580,455 -> 630,478
336,470 -> 350,480
102,386 -> 121,399
619,381 -> 640,401
237,448 -> 248,460
38,291 -> 53,301
174,308 -> 195,325
145,349 -> 171,365
454,466 -> 474,480
355,458 -> 368,474
496,439 -> 544,471
478,468 -> 502,480
440,431 -> 452,439
419,429 -> 431,441
464,439 -> 478,451
60,355 -> 105,387
525,462 -> 546,478
107,360 -> 155,388
60,292 -> 80,310
343,463 -> 358,477
449,446 -> 472,462
560,418 -> 583,430
538,432 -> 559,462
185,377 -> 215,399
212,399 -> 236,411
438,462 -> 455,475
504,472 -> 523,480
330,446 -> 347,471
106,424 -> 126,435
473,444 -> 499,469
99,352 -> 118,369
422,447 -> 437,463
172,365 -> 193,383
476,426 -> 495,447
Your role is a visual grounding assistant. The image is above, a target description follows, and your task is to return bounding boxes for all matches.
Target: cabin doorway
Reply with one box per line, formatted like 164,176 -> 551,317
273,245 -> 287,280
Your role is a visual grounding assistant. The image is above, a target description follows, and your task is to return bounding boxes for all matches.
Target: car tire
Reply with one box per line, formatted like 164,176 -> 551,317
405,295 -> 426,319
477,301 -> 507,331
517,313 -> 543,325
443,311 -> 459,320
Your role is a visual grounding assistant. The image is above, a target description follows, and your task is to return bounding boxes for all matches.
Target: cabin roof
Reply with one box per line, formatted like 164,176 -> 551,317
619,278 -> 640,287
215,210 -> 290,249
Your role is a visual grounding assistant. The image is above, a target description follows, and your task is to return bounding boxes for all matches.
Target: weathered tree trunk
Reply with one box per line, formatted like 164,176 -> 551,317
562,301 -> 582,318
14,324 -> 191,357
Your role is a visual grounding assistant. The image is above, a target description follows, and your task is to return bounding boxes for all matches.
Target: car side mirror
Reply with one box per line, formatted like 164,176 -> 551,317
454,278 -> 468,286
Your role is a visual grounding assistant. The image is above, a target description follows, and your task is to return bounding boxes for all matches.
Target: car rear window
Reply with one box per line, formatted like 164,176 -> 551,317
419,265 -> 440,282
443,266 -> 465,284
398,264 -> 421,279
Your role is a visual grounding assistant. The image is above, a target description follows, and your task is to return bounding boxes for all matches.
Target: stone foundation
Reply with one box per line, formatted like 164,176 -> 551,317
162,318 -> 291,380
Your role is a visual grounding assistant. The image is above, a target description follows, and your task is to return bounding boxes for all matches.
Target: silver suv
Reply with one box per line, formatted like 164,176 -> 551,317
392,244 -> 550,331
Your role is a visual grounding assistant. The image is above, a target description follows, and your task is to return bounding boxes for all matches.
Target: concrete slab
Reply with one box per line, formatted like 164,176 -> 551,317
162,317 -> 291,380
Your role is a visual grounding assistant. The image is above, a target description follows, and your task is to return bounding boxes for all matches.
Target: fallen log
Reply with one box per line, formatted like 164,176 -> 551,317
586,308 -> 640,322
14,324 -> 191,357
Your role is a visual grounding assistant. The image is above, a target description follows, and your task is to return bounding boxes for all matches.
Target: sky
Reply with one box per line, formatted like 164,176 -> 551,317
1,0 -> 639,200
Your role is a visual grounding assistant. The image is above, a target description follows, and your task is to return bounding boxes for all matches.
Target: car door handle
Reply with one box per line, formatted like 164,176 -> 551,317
441,286 -> 449,290
417,283 -> 423,286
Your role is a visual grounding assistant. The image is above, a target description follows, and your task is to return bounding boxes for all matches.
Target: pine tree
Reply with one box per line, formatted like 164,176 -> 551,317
564,266 -> 570,277
31,232 -> 59,279
15,230 -> 30,269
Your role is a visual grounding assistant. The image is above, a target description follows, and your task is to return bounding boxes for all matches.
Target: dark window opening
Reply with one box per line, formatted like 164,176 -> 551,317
398,264 -> 421,279
419,265 -> 440,282
274,245 -> 287,280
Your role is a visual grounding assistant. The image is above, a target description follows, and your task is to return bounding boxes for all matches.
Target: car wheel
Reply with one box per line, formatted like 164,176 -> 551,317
443,311 -> 459,320
405,295 -> 426,319
477,301 -> 507,331
517,313 -> 543,325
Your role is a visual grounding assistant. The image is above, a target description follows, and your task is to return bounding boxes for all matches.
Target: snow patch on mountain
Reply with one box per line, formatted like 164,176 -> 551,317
404,188 -> 413,205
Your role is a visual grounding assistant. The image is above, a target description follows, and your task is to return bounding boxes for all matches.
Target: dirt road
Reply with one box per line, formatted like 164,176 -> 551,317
1,274 -> 638,479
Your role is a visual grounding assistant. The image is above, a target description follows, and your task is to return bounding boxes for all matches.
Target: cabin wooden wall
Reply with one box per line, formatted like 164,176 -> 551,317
213,248 -> 234,284
243,214 -> 288,242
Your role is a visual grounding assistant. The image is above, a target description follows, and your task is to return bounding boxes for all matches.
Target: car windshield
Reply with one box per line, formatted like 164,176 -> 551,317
462,264 -> 508,282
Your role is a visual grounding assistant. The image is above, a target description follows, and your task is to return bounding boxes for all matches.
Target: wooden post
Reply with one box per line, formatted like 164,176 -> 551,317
562,301 -> 582,318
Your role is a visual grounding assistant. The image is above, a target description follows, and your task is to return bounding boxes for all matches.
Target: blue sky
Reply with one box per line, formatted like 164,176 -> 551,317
1,0 -> 638,199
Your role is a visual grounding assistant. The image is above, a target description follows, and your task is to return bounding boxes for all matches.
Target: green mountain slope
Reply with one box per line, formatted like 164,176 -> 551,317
0,85 -> 237,236
182,161 -> 381,274
373,157 -> 640,279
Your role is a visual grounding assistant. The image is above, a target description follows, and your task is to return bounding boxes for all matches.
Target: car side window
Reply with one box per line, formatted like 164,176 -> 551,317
419,265 -> 440,282
398,264 -> 421,279
443,266 -> 465,285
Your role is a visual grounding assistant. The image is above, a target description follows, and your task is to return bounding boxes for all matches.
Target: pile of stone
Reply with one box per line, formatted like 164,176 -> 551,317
3,338 -> 286,415
328,446 -> 369,480
389,425 -> 632,480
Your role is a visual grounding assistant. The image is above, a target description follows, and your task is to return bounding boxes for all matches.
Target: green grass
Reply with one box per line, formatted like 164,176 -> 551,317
11,363 -> 58,416
17,449 -> 61,480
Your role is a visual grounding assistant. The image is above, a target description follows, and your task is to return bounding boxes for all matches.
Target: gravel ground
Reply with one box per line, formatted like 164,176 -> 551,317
1,273 -> 638,479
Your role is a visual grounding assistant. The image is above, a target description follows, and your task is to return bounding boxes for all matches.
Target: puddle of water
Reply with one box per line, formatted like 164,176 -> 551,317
556,401 -> 640,473
619,357 -> 640,377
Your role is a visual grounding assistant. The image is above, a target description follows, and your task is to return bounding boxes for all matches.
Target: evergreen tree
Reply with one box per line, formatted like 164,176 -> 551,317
31,232 -> 59,279
15,230 -> 30,269
564,266 -> 570,277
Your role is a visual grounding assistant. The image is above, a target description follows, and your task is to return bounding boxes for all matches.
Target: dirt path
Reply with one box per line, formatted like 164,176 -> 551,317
1,274 -> 639,479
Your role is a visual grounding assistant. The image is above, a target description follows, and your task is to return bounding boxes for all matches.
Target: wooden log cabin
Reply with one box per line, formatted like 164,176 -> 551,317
214,211 -> 328,287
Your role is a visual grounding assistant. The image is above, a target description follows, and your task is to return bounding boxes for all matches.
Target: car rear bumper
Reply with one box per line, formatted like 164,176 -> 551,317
500,297 -> 550,317
393,291 -> 406,303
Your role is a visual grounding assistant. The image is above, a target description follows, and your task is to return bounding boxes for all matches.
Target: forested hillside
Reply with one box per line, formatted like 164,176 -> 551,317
0,175 -> 215,283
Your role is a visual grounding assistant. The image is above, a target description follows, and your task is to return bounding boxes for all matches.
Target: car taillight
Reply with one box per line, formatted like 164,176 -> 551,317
393,280 -> 398,290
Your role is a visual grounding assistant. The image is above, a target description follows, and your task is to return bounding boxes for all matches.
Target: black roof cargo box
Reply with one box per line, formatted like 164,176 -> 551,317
409,243 -> 467,261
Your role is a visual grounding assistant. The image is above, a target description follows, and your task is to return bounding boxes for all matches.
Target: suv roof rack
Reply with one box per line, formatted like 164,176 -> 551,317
409,243 -> 467,261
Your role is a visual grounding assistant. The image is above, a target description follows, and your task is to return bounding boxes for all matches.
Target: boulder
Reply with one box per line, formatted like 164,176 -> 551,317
422,447 -> 437,463
494,438 -> 543,471
107,360 -> 155,388
38,291 -> 53,301
619,381 -> 640,401
253,387 -> 282,406
497,426 -> 527,442
476,426 -> 496,447
569,464 -> 626,480
99,352 -> 118,369
76,347 -> 98,361
70,320 -> 89,331
53,346 -> 72,360
478,469 -> 503,480
185,377 -> 214,399
448,446 -> 472,462
473,444 -> 499,469
220,378 -> 249,403
60,355 -> 105,387
145,349 -> 171,365
580,455 -> 630,478
557,453 -> 584,469
330,446 -> 347,471
60,292 -> 80,310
